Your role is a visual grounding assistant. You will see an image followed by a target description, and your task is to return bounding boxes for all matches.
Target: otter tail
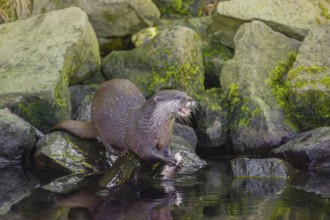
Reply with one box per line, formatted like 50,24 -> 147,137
52,120 -> 96,139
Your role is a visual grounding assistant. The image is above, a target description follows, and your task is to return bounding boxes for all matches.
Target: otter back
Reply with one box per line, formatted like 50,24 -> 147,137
92,79 -> 146,148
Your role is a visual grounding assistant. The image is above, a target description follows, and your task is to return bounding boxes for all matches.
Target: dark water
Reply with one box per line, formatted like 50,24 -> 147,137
1,160 -> 330,220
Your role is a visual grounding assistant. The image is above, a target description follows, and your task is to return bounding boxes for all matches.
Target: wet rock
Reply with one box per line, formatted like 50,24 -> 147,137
211,0 -> 329,48
285,23 -> 330,131
270,127 -> 330,170
0,109 -> 37,166
0,7 -> 100,132
32,0 -> 160,40
171,135 -> 207,172
102,26 -> 204,97
0,166 -> 31,215
42,173 -> 101,194
34,132 -> 109,174
231,158 -> 295,179
220,21 -> 301,154
290,170 -> 330,197
196,88 -> 230,151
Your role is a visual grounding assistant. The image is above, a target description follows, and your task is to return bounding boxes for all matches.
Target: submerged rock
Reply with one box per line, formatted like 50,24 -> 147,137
211,0 -> 329,48
0,166 -> 31,215
220,21 -> 301,154
0,109 -> 37,167
270,127 -> 330,170
0,7 -> 100,132
232,178 -> 286,196
230,158 -> 295,179
102,26 -> 204,97
34,132 -> 109,174
42,173 -> 102,194
290,170 -> 330,197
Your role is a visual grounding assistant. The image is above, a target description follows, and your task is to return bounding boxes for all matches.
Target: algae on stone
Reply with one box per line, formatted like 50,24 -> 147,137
270,23 -> 330,131
102,26 -> 204,97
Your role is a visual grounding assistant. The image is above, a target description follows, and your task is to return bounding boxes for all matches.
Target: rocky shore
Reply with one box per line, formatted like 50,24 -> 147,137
0,0 -> 330,208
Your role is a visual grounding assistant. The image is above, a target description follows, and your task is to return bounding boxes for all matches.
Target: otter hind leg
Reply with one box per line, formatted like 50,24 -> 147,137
137,147 -> 176,166
104,143 -> 128,157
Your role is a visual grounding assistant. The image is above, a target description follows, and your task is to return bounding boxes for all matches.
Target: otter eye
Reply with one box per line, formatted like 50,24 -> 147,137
174,95 -> 182,100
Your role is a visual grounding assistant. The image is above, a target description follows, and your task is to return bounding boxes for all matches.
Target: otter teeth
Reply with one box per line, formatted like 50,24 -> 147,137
178,107 -> 191,117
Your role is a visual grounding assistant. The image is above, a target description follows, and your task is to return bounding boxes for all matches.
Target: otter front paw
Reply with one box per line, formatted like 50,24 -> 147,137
166,157 -> 177,166
118,149 -> 129,157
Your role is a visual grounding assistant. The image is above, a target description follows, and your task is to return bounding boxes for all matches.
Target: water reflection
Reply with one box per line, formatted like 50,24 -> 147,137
1,160 -> 330,219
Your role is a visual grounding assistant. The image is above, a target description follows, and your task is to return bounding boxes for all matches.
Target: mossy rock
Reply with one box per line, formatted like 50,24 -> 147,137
0,8 -> 100,131
270,23 -> 330,131
153,0 -> 204,18
102,26 -> 204,97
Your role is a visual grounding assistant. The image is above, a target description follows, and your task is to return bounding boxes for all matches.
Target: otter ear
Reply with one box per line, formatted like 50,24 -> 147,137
154,96 -> 162,103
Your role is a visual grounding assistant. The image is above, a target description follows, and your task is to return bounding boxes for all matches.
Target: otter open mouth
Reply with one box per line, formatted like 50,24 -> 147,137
177,107 -> 191,117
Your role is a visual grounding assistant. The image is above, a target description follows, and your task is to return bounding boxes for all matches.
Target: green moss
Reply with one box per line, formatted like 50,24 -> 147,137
138,46 -> 204,98
200,84 -> 261,130
16,95 -> 68,132
270,51 -> 330,131
153,0 -> 202,18
316,3 -> 330,25
103,12 -> 118,23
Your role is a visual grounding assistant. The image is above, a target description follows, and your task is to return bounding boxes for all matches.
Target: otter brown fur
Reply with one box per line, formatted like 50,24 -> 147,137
53,79 -> 195,165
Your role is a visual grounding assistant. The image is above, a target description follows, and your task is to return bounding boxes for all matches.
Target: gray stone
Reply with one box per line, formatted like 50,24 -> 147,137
102,26 -> 204,97
173,123 -> 198,150
34,132 -> 109,174
0,7 -> 100,131
270,127 -> 330,170
230,158 -> 294,179
220,21 -> 301,153
0,109 -> 37,165
196,88 -> 229,150
32,0 -> 160,39
171,135 -> 207,172
69,85 -> 96,120
211,0 -> 329,48
286,23 -> 330,130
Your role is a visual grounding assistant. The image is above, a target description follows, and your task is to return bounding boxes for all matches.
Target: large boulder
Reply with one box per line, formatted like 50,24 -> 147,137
284,23 -> 330,131
0,7 -> 100,131
270,127 -> 330,170
211,0 -> 329,48
0,109 -> 37,167
102,26 -> 204,97
220,21 -> 301,154
32,0 -> 160,39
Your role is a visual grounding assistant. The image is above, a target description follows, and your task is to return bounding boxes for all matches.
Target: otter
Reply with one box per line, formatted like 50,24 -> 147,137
53,79 -> 195,166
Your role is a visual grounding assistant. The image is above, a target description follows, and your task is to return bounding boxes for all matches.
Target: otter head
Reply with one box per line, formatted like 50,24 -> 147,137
153,90 -> 195,119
